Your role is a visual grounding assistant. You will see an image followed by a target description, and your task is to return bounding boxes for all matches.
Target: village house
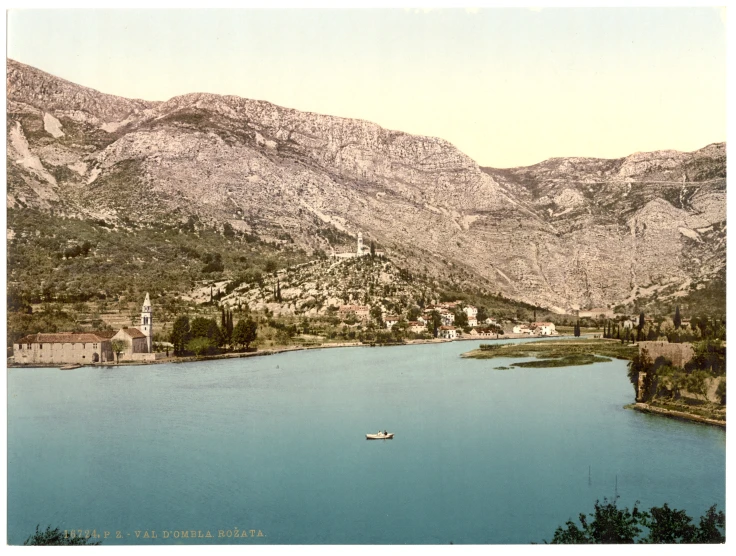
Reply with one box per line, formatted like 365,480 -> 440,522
440,311 -> 455,326
463,305 -> 478,319
408,321 -> 427,333
438,326 -> 458,340
532,322 -> 557,336
467,317 -> 478,327
513,325 -> 533,335
384,315 -> 401,329
338,304 -> 370,321
484,317 -> 497,326
468,328 -> 495,338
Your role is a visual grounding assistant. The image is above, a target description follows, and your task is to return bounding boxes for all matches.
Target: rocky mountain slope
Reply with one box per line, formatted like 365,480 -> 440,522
6,59 -> 726,312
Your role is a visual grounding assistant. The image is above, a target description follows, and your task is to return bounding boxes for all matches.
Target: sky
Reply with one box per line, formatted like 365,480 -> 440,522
5,7 -> 728,167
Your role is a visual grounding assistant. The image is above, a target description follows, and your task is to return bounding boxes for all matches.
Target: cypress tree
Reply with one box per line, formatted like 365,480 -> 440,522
674,305 -> 682,329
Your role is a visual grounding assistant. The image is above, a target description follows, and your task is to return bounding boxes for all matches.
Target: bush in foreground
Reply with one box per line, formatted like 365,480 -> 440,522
24,525 -> 102,546
548,499 -> 724,544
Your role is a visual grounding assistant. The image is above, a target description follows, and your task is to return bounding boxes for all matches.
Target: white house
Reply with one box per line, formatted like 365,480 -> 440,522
467,317 -> 478,327
408,321 -> 427,333
439,326 -> 458,339
532,322 -> 556,336
463,305 -> 478,319
440,311 -> 455,326
384,315 -> 400,329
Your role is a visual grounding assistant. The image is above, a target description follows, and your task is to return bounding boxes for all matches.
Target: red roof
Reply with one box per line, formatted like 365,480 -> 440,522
118,328 -> 147,339
16,332 -> 112,344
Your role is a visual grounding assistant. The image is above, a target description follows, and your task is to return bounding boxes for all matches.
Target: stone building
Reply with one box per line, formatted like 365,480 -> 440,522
13,332 -> 115,365
338,304 -> 370,321
111,327 -> 149,359
439,326 -> 458,339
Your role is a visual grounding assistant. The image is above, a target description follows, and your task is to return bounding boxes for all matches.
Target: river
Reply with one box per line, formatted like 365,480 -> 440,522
7,338 -> 725,544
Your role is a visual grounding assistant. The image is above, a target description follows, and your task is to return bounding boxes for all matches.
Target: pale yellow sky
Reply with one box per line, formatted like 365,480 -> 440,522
6,7 -> 727,167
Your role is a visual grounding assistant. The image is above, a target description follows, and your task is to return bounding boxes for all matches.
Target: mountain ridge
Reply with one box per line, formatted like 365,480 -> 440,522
6,59 -> 726,313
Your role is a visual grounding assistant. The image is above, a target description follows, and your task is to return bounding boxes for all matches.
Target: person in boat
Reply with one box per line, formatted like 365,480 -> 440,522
383,430 -> 387,435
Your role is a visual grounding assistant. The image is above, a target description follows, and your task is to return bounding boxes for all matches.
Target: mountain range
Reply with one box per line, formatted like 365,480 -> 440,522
6,59 -> 726,313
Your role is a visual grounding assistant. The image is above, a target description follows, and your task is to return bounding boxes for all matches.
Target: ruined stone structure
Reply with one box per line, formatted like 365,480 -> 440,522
638,341 -> 695,368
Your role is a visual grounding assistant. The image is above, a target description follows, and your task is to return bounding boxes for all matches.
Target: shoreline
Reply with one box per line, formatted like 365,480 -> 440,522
626,402 -> 726,429
6,333 -> 564,369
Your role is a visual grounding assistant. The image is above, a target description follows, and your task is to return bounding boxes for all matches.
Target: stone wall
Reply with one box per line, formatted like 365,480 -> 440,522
638,341 -> 695,368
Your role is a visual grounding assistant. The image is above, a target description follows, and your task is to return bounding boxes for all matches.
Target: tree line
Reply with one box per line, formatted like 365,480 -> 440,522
169,306 -> 258,356
603,308 -> 725,344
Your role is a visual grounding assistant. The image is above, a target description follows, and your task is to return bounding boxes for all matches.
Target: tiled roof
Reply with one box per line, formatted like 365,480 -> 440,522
15,332 -> 112,344
118,327 -> 147,339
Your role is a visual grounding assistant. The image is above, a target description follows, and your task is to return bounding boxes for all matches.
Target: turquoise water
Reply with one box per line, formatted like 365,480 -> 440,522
7,339 -> 725,544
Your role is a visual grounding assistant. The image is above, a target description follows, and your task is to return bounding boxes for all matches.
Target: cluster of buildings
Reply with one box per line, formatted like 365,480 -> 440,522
512,322 -> 557,336
337,299 -> 503,340
13,294 -> 162,366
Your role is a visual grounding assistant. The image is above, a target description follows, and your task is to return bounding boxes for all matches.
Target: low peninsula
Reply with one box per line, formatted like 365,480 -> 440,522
461,338 -> 637,367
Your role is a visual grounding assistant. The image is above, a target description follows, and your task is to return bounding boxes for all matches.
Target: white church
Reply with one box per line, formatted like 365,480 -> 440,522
331,232 -> 384,259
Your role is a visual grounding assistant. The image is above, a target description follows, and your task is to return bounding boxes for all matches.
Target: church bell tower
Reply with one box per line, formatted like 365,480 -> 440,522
140,292 -> 153,353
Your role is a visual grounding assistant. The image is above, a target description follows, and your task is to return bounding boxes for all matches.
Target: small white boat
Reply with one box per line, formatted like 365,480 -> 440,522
366,432 -> 394,440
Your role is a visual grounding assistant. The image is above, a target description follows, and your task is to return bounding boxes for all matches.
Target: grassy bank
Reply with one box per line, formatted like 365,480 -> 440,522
461,338 -> 637,367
